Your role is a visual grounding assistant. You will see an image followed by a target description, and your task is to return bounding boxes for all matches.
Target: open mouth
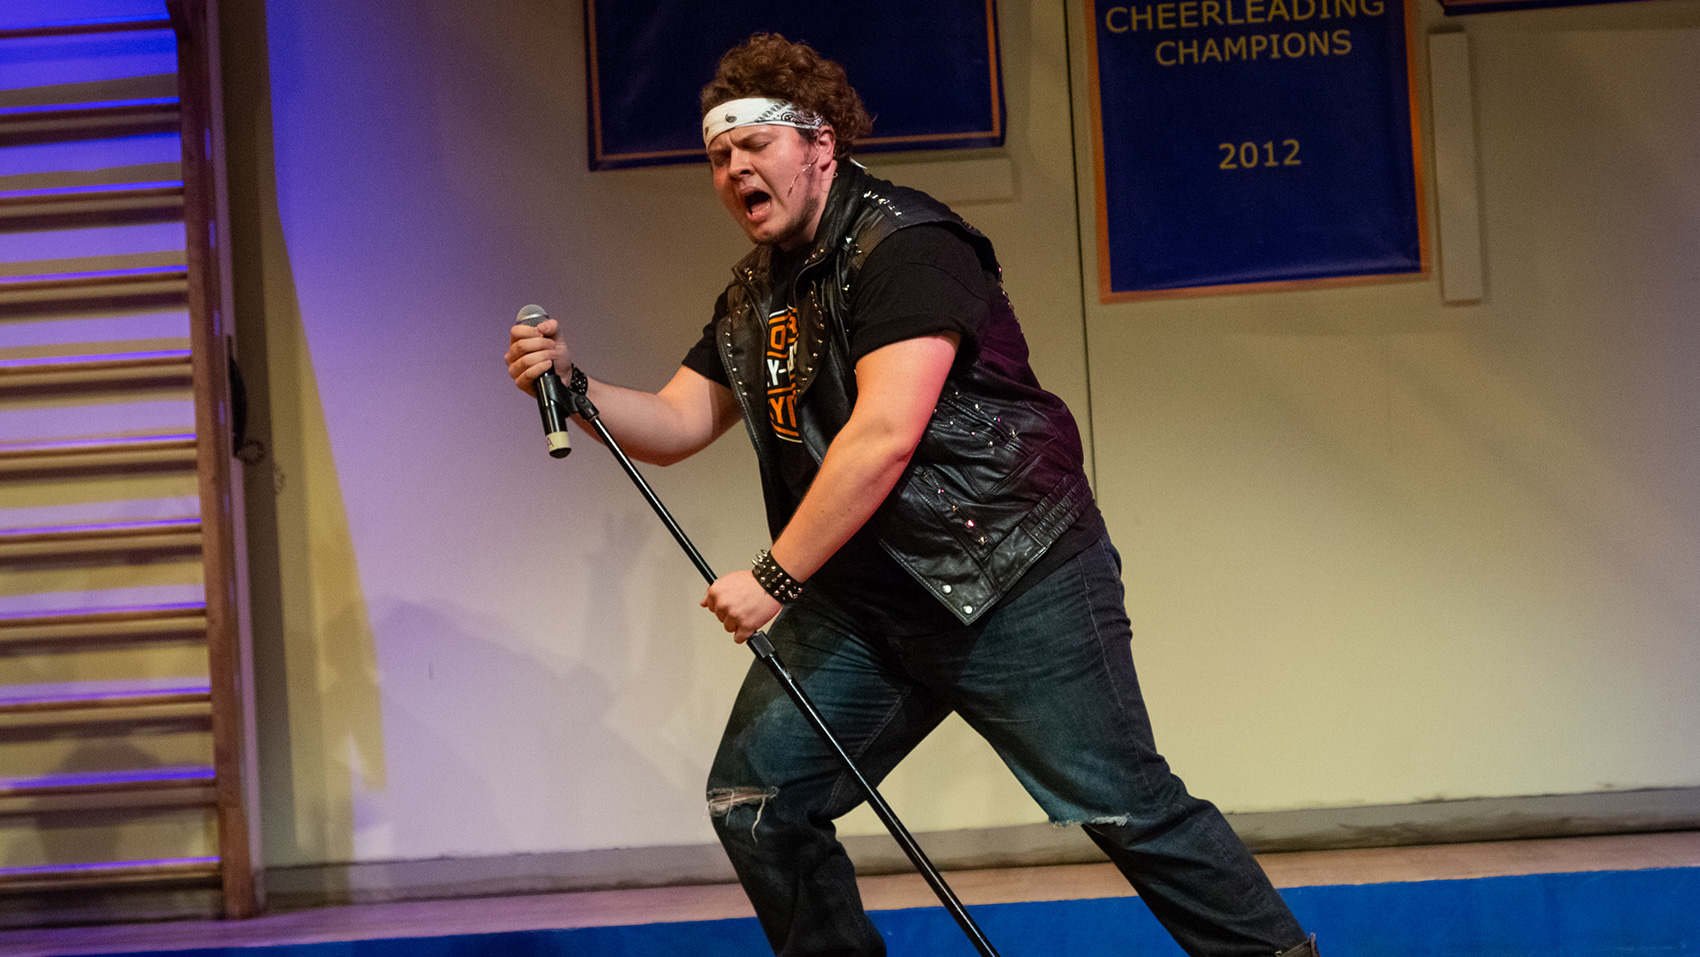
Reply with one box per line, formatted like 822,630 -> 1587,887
743,190 -> 771,217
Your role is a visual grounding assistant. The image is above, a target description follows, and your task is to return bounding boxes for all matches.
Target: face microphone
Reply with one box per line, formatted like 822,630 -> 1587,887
517,304 -> 572,458
785,161 -> 814,197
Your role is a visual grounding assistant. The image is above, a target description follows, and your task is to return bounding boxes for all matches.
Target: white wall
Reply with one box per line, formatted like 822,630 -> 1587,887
228,0 -> 1700,870
1068,1 -> 1700,811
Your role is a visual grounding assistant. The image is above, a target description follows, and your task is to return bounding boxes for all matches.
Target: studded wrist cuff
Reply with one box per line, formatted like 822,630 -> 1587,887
752,549 -> 804,603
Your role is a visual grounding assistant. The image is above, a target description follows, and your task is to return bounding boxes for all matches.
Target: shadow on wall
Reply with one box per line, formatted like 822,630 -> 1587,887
366,595 -> 706,857
248,267 -> 389,868
218,0 -> 387,871
247,283 -> 389,868
579,506 -> 738,802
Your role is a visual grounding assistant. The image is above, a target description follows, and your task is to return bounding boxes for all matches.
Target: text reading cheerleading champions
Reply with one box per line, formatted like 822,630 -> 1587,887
1102,0 -> 1391,66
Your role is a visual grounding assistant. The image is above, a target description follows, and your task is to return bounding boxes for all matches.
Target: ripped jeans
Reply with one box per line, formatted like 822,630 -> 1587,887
707,534 -> 1309,957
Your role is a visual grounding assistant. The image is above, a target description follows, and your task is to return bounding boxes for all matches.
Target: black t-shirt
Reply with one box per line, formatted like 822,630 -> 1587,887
683,225 -> 1104,635
683,225 -> 990,394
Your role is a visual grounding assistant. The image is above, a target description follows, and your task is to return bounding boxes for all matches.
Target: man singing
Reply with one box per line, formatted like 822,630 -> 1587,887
505,32 -> 1318,957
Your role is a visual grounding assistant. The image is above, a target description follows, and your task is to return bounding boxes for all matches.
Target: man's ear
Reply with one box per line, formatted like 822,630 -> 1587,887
814,125 -> 837,163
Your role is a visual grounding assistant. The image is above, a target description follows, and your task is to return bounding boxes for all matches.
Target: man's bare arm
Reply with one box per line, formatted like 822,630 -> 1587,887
506,318 -> 741,465
701,333 -> 958,640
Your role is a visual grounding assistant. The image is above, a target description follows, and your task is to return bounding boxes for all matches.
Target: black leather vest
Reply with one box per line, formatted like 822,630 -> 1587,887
715,165 -> 1092,624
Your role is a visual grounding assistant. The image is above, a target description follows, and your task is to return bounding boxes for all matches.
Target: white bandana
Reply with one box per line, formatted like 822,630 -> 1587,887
702,97 -> 825,146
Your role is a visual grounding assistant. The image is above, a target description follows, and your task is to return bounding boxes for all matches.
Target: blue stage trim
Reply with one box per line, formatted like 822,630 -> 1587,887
109,867 -> 1700,956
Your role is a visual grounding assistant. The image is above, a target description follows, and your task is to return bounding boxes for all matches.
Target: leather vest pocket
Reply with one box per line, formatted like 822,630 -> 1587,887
917,390 -> 1051,501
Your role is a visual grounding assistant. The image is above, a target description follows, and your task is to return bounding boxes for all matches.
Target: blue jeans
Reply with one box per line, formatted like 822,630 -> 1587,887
707,534 -> 1309,957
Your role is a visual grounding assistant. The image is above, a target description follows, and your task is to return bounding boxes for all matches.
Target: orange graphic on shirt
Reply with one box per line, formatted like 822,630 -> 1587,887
765,308 -> 800,443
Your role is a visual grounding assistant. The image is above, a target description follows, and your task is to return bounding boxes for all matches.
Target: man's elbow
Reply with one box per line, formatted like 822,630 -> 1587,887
642,433 -> 705,467
864,426 -> 923,477
643,403 -> 721,466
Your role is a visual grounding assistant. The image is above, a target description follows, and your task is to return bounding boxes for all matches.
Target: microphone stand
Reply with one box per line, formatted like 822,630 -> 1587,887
563,382 -> 1001,957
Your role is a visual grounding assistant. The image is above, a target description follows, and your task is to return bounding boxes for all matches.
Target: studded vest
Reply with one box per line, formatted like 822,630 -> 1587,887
715,165 -> 1092,624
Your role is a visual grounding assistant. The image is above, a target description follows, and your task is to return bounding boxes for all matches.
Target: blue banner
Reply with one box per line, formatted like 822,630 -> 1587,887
1085,0 -> 1424,299
586,2 -> 1005,170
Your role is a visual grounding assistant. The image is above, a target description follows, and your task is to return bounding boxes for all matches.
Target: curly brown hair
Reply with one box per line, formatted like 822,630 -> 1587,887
700,33 -> 872,159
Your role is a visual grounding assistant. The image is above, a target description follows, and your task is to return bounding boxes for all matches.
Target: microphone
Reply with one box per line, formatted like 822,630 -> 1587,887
785,161 -> 815,196
516,304 -> 572,458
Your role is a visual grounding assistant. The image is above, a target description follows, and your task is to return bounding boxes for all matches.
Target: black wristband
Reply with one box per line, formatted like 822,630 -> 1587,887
567,364 -> 589,395
752,549 -> 804,603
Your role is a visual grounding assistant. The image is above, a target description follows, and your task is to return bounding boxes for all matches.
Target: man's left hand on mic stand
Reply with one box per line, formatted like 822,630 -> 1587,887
702,570 -> 782,644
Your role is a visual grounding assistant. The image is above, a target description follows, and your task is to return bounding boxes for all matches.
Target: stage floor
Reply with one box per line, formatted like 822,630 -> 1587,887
4,831 -> 1698,956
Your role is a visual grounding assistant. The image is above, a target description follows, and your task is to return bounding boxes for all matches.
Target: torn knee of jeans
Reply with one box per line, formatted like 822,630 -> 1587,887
1051,813 -> 1132,828
707,787 -> 780,841
707,786 -> 779,817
